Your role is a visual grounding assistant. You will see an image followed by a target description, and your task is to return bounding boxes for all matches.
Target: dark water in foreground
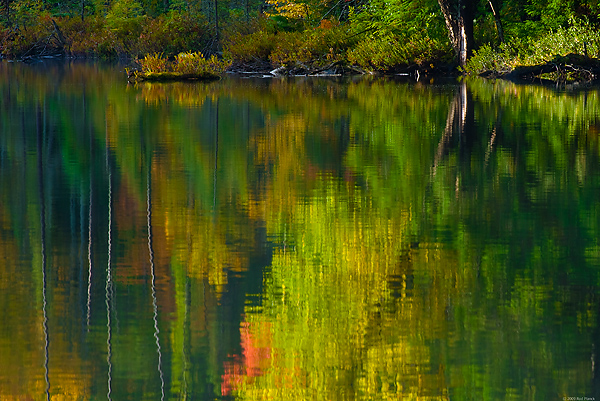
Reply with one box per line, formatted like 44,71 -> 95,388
1,60 -> 600,400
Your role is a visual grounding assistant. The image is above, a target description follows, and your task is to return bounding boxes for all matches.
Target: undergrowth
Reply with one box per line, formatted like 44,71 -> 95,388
222,17 -> 351,68
347,31 -> 450,71
0,6 -> 211,58
464,18 -> 600,75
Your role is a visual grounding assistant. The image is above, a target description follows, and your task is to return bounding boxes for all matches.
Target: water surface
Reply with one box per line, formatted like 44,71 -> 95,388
1,60 -> 599,400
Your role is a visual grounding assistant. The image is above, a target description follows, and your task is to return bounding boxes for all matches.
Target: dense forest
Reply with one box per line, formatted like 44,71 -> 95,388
1,0 -> 600,73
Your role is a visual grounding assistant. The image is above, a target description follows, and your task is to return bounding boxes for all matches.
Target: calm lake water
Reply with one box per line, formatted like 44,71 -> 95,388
1,60 -> 600,400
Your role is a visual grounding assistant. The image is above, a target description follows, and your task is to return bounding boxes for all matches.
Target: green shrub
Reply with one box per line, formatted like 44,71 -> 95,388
518,19 -> 600,65
105,0 -> 144,29
464,18 -> 600,76
10,0 -> 46,28
0,10 -> 55,57
105,0 -> 145,55
223,16 -> 351,68
474,14 -> 501,47
1,10 -> 212,59
268,30 -> 305,66
269,26 -> 343,67
136,11 -> 211,57
223,29 -> 277,64
58,16 -> 109,57
347,31 -> 450,71
462,43 -> 516,75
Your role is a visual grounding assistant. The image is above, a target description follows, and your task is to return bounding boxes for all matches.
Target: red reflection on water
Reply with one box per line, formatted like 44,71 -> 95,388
222,321 -> 272,396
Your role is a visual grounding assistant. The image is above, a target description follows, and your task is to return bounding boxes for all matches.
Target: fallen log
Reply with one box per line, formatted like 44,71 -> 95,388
502,54 -> 600,83
20,19 -> 66,60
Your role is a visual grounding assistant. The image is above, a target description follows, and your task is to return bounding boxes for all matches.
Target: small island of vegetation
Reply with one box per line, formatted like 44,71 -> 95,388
127,51 -> 230,81
1,0 -> 599,82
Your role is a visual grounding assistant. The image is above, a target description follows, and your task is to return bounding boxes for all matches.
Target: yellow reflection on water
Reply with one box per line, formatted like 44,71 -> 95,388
216,166 -> 464,399
0,214 -> 91,400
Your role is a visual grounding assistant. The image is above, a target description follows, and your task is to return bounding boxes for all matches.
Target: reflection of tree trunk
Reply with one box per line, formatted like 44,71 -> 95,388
432,83 -> 469,176
437,0 -> 474,67
594,344 -> 600,397
87,116 -> 93,328
181,278 -> 191,397
87,166 -> 93,328
37,104 -> 51,401
213,99 -> 219,211
484,108 -> 502,166
105,119 -> 113,401
147,162 -> 165,400
458,82 -> 468,137
431,99 -> 455,177
430,81 -> 476,199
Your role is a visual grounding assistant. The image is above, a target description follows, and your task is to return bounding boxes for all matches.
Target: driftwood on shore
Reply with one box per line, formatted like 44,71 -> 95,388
19,19 -> 67,61
268,61 -> 367,76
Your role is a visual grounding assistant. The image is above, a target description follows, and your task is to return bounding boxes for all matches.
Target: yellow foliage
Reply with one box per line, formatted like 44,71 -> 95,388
136,52 -> 230,78
139,52 -> 169,73
265,0 -> 309,19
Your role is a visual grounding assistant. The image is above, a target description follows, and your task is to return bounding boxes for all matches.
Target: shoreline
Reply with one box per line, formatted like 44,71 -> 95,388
5,53 -> 600,85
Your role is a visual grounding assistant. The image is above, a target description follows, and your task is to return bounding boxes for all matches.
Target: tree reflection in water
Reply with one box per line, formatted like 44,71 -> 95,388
0,63 -> 598,400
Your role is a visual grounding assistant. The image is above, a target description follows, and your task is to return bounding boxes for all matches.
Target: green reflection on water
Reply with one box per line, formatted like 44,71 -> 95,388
0,60 -> 599,400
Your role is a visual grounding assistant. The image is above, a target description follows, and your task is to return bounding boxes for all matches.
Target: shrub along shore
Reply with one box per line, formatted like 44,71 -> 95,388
1,0 -> 600,82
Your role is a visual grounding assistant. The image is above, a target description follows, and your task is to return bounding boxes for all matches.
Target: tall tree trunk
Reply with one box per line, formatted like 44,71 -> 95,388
487,0 -> 504,44
437,0 -> 474,67
214,0 -> 219,46
5,0 -> 10,25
